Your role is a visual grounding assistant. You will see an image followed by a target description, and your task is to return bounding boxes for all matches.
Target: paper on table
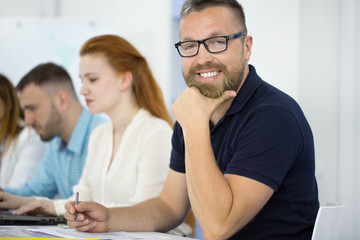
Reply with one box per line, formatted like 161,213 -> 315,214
27,226 -> 174,239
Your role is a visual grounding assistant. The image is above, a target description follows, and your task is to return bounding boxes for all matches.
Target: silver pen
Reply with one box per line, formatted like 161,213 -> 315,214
74,191 -> 79,220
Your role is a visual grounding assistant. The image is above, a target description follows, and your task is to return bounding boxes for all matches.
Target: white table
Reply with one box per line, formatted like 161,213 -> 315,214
0,225 -> 197,239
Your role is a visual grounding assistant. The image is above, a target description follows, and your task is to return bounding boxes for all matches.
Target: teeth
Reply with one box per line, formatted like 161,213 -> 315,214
200,72 -> 218,78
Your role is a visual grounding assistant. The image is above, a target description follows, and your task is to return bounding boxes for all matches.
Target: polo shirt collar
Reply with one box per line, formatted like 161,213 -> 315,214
225,64 -> 262,117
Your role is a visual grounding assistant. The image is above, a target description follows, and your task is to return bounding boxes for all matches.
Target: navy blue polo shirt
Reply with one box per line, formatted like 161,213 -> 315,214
170,65 -> 319,239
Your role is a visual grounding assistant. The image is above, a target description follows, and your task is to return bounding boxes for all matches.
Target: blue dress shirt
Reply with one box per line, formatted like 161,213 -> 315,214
3,108 -> 107,198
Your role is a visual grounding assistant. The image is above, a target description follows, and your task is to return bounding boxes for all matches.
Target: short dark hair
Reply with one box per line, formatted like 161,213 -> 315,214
180,0 -> 247,34
17,62 -> 78,99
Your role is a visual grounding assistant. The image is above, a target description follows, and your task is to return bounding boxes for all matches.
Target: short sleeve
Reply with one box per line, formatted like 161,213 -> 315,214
169,122 -> 186,173
225,107 -> 303,191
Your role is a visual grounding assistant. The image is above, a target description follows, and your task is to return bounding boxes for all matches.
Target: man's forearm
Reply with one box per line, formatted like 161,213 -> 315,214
183,127 -> 234,234
108,197 -> 184,233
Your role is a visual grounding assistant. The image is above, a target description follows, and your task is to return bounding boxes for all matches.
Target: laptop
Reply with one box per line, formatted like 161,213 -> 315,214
0,210 -> 66,225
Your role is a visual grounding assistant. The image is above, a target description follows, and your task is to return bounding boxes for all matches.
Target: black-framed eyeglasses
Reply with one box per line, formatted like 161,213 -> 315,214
174,32 -> 246,57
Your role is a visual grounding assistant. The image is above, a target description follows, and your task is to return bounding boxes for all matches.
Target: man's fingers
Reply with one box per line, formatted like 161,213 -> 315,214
66,217 -> 92,231
65,201 -> 82,215
13,206 -> 27,215
64,207 -> 85,222
65,201 -> 76,212
218,90 -> 236,103
74,221 -> 97,232
74,202 -> 83,211
13,202 -> 38,215
75,213 -> 85,221
226,90 -> 237,98
210,90 -> 237,111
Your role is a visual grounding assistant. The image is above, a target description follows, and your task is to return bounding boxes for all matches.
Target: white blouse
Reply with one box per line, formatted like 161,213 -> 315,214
53,109 -> 173,215
0,127 -> 47,188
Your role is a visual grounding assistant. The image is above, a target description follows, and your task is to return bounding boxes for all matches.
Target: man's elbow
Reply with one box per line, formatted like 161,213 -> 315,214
201,224 -> 239,240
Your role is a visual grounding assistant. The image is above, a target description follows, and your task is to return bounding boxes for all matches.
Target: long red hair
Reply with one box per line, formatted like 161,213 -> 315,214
80,35 -> 173,128
0,74 -> 23,155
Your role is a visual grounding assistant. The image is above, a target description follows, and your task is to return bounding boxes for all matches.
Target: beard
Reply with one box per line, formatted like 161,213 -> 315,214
184,59 -> 246,98
36,104 -> 62,142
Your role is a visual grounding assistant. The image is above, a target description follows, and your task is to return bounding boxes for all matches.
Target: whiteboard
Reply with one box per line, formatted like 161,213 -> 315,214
0,17 -> 115,101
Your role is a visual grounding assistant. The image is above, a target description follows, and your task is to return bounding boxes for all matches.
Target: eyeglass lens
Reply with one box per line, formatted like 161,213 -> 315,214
179,36 -> 227,56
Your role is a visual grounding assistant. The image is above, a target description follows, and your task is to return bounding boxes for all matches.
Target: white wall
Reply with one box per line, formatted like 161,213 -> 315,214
299,0 -> 340,202
0,18 -> 115,104
338,0 -> 360,238
299,0 -> 360,238
0,0 -> 172,108
242,0 -> 300,100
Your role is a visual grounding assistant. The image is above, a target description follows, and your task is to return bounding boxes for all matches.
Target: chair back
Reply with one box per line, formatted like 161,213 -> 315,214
311,202 -> 345,240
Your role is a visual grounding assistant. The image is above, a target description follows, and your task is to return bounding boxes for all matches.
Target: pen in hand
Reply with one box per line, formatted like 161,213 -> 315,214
74,191 -> 79,220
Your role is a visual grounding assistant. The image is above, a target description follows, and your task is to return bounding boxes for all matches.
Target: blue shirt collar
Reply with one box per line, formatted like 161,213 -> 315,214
59,108 -> 92,154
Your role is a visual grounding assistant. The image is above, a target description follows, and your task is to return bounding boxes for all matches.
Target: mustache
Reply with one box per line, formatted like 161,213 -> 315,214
188,63 -> 227,74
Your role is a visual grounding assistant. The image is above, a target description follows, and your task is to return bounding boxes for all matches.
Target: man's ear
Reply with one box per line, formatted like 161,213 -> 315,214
119,71 -> 133,91
244,35 -> 253,61
54,90 -> 71,112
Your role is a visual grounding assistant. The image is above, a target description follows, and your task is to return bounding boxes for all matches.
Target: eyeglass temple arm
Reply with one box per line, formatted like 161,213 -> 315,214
228,32 -> 245,40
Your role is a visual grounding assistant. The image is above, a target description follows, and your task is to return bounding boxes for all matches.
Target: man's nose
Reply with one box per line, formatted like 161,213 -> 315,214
196,44 -> 214,65
24,111 -> 35,126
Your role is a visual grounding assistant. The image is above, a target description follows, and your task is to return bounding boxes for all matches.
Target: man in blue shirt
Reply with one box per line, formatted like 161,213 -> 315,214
0,62 -> 106,204
63,1 -> 319,239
